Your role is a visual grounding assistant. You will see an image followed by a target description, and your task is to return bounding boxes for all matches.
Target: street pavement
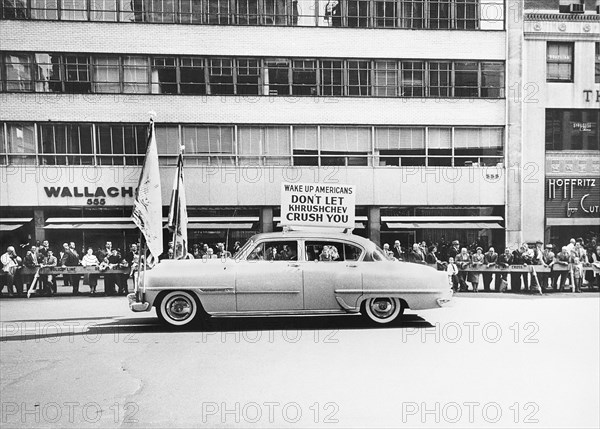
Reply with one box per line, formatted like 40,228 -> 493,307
0,293 -> 598,428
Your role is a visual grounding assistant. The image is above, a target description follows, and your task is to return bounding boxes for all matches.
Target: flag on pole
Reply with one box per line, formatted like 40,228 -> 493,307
132,120 -> 163,259
167,150 -> 188,259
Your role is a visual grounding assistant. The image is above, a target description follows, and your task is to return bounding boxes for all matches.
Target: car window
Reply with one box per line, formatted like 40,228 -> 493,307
305,241 -> 363,262
246,240 -> 298,261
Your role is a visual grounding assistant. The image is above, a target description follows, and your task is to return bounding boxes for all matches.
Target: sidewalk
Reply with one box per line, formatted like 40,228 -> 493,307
0,277 -> 131,298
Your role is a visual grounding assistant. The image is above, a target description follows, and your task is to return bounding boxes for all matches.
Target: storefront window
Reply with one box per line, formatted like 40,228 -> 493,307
546,109 -> 600,152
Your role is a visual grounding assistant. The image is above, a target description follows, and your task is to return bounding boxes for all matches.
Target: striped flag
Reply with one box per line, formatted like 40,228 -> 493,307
132,121 -> 163,259
167,151 -> 188,259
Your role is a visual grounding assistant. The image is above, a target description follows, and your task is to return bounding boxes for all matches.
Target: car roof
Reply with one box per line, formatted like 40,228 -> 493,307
249,230 -> 376,249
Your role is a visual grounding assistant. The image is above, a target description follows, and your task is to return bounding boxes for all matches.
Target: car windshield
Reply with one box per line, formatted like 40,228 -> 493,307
233,238 -> 254,261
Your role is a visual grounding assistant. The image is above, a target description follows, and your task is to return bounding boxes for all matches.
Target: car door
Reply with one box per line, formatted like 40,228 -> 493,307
302,240 -> 363,312
235,239 -> 304,312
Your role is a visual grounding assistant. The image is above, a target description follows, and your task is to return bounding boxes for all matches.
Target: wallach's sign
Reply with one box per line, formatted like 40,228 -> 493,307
281,183 -> 355,229
546,178 -> 599,218
44,186 -> 135,198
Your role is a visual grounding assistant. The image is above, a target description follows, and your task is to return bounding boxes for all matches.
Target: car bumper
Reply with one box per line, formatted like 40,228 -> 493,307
436,290 -> 454,307
127,293 -> 151,312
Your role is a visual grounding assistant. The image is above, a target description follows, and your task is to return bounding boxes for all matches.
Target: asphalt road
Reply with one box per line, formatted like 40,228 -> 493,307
1,293 -> 598,428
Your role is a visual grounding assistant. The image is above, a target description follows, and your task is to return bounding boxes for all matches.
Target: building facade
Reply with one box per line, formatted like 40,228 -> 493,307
1,0 -> 523,255
522,2 -> 600,246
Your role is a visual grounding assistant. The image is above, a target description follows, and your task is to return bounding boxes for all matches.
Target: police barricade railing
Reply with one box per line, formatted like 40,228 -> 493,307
19,266 -> 129,276
458,264 -> 599,274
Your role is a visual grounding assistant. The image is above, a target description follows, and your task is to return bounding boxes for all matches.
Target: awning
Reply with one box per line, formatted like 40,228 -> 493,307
187,223 -> 254,230
382,216 -> 504,222
0,218 -> 33,223
44,223 -> 138,230
546,218 -> 600,227
0,224 -> 24,232
387,222 -> 503,229
45,216 -> 260,223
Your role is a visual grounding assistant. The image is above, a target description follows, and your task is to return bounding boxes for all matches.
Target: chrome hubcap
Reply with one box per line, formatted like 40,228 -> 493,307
166,296 -> 193,321
370,298 -> 395,319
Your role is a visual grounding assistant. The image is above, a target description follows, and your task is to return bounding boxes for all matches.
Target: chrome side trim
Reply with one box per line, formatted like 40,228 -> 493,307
210,309 -> 351,317
236,290 -> 300,295
337,289 -> 445,294
199,287 -> 235,293
335,296 -> 359,312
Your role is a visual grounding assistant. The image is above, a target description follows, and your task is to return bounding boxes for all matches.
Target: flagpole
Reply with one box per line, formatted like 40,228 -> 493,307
172,150 -> 182,259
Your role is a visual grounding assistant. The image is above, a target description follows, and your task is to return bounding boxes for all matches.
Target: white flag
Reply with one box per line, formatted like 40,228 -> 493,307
132,121 -> 163,259
168,153 -> 188,259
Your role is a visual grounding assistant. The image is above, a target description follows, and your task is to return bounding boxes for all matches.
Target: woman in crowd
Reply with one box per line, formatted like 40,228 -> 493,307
81,247 -> 100,295
469,247 -> 484,292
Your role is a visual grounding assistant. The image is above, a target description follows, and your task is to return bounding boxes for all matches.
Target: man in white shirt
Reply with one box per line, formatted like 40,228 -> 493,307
1,246 -> 22,296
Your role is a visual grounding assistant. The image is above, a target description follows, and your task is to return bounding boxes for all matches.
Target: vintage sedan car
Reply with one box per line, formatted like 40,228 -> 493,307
128,231 -> 452,327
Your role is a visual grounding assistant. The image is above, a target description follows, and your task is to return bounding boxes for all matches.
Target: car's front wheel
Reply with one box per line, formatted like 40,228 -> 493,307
157,291 -> 199,327
363,297 -> 403,324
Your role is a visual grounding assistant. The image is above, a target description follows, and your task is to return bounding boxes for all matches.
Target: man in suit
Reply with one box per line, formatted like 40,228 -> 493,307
482,247 -> 498,292
392,240 -> 404,261
60,242 -> 81,295
408,243 -> 426,264
539,244 -> 555,292
553,246 -> 571,291
447,240 -> 460,261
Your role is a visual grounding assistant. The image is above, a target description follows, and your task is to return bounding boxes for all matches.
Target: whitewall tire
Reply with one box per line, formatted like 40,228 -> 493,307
157,291 -> 199,327
364,297 -> 403,324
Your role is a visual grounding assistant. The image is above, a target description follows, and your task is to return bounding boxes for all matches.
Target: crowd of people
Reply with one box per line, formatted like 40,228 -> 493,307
0,240 -> 137,297
382,234 -> 600,294
1,233 -> 599,297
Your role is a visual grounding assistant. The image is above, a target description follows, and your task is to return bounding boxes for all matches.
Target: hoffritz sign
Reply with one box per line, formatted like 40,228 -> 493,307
43,186 -> 136,206
546,178 -> 599,218
280,183 -> 355,228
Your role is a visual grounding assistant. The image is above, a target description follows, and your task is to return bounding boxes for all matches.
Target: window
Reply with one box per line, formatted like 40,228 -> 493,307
64,55 -> 91,93
151,57 -> 178,94
96,123 -> 148,165
147,0 -> 177,22
237,127 -> 262,164
321,126 -> 370,166
292,60 -> 317,95
247,240 -> 298,261
62,0 -> 88,20
34,54 -> 62,93
479,0 -> 504,30
180,57 -> 206,94
93,56 -> 120,93
295,0 -> 316,25
454,61 -> 478,97
546,109 -> 599,152
208,58 -> 234,95
2,0 -> 29,18
455,0 -> 477,29
264,0 -> 289,25
429,61 -> 451,97
0,123 -> 5,165
454,127 -> 503,166
402,0 -> 424,28
90,0 -> 118,21
236,126 -> 291,165
31,0 -> 58,19
123,56 -> 149,93
292,126 -> 318,166
401,61 -> 424,97
182,125 -> 234,165
374,127 -> 425,166
38,123 -> 94,165
119,0 -> 144,21
304,241 -> 362,261
374,61 -> 397,97
595,43 -> 600,84
237,59 -> 261,95
480,62 -> 503,98
179,0 -> 203,23
320,60 -> 343,96
374,0 -> 396,27
347,0 -> 370,27
264,59 -> 290,95
6,123 -> 36,165
429,0 -> 450,29
237,0 -> 259,24
207,0 -> 231,24
347,60 -> 370,96
4,54 -> 33,92
547,42 -> 573,82
155,125 -> 179,164
427,127 -> 452,166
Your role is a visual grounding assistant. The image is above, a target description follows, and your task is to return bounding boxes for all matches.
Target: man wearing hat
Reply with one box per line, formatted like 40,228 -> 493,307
447,240 -> 460,261
540,243 -> 555,292
530,240 -> 546,292
483,246 -> 498,292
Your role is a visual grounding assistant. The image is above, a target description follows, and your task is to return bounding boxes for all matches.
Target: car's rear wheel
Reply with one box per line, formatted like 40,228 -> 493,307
363,297 -> 403,324
157,291 -> 199,327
